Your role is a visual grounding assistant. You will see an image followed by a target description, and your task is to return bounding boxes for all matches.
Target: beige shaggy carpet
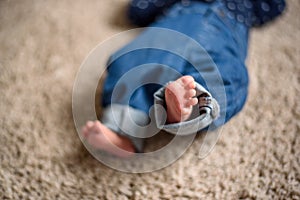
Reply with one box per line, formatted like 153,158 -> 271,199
0,0 -> 299,199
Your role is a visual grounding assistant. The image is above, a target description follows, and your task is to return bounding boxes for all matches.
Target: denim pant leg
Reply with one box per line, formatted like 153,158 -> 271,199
154,1 -> 249,131
101,2 -> 214,152
177,2 -> 250,128
101,1 -> 249,152
101,41 -> 193,152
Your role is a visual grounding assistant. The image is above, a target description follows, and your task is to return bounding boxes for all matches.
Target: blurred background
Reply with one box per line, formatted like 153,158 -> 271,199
0,0 -> 299,199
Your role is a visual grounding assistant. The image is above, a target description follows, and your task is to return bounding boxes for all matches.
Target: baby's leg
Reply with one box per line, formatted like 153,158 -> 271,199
165,75 -> 198,123
81,75 -> 197,157
81,121 -> 135,157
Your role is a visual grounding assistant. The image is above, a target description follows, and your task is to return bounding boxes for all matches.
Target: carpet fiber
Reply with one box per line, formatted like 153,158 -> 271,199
0,0 -> 299,199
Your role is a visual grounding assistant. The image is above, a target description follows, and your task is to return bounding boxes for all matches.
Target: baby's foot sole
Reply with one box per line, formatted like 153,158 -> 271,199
81,121 -> 135,157
165,76 -> 198,123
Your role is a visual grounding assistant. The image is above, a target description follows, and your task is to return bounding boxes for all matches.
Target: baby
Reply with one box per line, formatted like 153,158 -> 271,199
81,0 -> 286,157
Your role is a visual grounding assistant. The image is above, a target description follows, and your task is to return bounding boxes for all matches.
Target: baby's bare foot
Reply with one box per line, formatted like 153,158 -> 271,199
81,120 -> 135,157
165,75 -> 198,123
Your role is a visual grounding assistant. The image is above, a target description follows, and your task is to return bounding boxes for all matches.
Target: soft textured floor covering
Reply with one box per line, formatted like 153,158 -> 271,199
0,0 -> 299,199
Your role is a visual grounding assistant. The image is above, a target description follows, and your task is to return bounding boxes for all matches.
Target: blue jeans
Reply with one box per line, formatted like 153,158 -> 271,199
101,0 -> 249,152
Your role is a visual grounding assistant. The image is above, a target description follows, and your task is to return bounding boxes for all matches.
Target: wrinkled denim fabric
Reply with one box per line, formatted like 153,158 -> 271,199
101,0 -> 249,152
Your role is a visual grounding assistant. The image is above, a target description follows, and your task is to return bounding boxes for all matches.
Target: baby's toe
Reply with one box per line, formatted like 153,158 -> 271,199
186,97 -> 198,107
187,81 -> 196,89
185,79 -> 196,90
86,121 -> 94,129
91,120 -> 102,134
185,89 -> 196,98
180,75 -> 194,84
180,76 -> 195,89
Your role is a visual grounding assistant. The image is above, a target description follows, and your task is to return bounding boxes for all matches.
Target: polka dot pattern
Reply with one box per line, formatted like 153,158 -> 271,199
129,0 -> 286,27
222,0 -> 286,27
137,0 -> 149,9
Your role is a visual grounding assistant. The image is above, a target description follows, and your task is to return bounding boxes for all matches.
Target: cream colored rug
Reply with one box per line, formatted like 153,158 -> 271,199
0,0 -> 299,199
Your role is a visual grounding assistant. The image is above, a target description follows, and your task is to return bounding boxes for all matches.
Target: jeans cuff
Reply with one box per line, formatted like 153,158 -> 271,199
153,81 -> 220,135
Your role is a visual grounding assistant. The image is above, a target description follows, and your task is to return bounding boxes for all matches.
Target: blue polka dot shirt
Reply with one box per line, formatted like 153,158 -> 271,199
128,0 -> 286,27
